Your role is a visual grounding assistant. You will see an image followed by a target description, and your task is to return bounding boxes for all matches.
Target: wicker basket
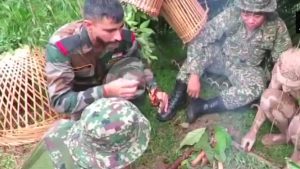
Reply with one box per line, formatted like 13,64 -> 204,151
0,46 -> 60,146
121,0 -> 164,17
161,0 -> 208,43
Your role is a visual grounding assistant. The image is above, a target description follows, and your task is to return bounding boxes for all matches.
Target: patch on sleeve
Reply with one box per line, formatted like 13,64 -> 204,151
55,35 -> 81,56
46,44 -> 70,63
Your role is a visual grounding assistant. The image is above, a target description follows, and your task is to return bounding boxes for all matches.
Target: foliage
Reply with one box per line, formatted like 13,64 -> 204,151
0,0 -> 82,53
0,152 -> 16,169
214,125 -> 232,162
123,4 -> 157,62
277,0 -> 300,45
179,128 -> 206,149
179,126 -> 232,168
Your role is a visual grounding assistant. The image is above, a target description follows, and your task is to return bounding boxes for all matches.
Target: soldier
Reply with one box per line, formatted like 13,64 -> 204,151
46,0 -> 168,120
241,48 -> 300,165
21,97 -> 151,169
158,0 -> 292,123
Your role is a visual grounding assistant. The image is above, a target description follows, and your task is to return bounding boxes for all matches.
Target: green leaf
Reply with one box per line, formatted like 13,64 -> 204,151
179,128 -> 206,149
136,37 -> 147,45
126,20 -> 138,26
214,126 -> 232,162
194,131 -> 214,163
140,27 -> 155,35
139,20 -> 150,29
148,55 -> 158,60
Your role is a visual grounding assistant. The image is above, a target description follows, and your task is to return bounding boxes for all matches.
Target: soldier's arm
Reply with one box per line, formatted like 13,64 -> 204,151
270,19 -> 292,63
46,44 -> 105,114
187,6 -> 239,75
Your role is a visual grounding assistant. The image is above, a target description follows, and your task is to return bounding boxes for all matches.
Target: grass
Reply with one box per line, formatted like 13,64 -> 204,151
0,152 -> 16,169
0,0 -> 82,53
0,0 -> 300,168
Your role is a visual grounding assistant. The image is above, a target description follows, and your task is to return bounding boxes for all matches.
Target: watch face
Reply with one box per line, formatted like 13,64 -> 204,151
297,10 -> 300,33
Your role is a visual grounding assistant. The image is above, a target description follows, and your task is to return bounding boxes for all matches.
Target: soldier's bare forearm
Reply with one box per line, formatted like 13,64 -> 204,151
249,109 -> 267,135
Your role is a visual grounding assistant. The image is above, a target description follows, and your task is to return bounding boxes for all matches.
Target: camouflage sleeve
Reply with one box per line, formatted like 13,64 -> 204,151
187,6 -> 239,75
46,44 -> 105,114
270,19 -> 292,63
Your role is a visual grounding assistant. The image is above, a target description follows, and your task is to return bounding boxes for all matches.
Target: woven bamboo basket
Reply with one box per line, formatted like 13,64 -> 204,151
121,0 -> 164,17
0,46 -> 60,146
161,0 -> 208,43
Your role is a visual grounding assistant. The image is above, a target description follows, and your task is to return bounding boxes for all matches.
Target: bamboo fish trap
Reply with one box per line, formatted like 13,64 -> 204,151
121,0 -> 164,17
0,46 -> 59,146
161,0 -> 208,43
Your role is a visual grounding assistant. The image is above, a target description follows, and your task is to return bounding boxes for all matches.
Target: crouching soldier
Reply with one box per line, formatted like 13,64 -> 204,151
157,0 -> 292,123
21,97 -> 151,169
46,0 -> 168,120
241,48 -> 300,165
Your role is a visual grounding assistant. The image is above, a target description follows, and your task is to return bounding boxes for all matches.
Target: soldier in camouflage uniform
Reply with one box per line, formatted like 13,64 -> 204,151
46,0 -> 168,120
241,48 -> 300,166
22,97 -> 151,169
158,0 -> 292,123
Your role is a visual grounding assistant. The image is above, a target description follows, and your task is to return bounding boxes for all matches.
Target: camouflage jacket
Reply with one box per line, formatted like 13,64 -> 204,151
187,6 -> 292,75
21,120 -> 76,169
46,21 -> 157,114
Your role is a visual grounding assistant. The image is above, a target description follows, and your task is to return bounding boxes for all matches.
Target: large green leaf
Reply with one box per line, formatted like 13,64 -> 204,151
179,128 -> 206,149
214,126 -> 232,162
139,20 -> 150,29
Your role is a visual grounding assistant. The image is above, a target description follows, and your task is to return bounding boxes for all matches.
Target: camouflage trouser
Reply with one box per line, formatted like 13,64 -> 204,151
177,43 -> 267,109
105,56 -> 146,98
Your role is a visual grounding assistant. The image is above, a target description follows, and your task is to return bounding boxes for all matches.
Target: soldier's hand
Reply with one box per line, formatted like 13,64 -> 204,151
241,132 -> 257,152
104,78 -> 139,99
187,74 -> 201,98
156,91 -> 169,113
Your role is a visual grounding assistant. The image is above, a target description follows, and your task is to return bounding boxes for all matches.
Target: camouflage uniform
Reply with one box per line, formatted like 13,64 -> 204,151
177,3 -> 292,109
46,21 -> 157,118
21,97 -> 151,169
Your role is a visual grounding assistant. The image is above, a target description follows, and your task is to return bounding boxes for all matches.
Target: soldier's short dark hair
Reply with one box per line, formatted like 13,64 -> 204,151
83,0 -> 124,23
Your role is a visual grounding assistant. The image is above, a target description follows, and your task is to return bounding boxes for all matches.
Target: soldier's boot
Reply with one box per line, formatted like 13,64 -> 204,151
157,80 -> 187,122
261,133 -> 287,146
187,96 -> 226,123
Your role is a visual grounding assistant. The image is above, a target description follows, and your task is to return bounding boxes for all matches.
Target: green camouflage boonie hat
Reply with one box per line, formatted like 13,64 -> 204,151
105,57 -> 146,98
65,97 -> 151,169
234,0 -> 277,12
